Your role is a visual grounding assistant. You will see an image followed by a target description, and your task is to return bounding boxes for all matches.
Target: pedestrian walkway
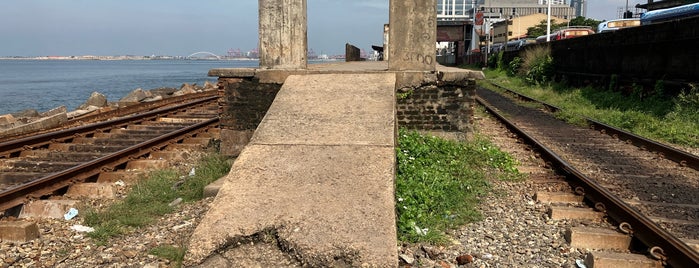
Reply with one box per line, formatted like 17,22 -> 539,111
185,73 -> 398,267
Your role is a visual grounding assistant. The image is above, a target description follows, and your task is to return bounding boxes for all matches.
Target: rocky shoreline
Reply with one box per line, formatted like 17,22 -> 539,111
0,81 -> 217,138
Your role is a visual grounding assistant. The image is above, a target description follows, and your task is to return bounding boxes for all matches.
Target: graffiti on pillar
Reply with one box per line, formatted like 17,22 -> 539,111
389,0 -> 437,70
401,51 -> 434,65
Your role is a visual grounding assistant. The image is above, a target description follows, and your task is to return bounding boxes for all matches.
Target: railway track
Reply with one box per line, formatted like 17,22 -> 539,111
476,84 -> 699,267
0,95 -> 220,214
0,90 -> 219,144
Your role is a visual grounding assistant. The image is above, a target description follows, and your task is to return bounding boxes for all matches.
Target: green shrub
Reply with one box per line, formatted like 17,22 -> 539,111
608,74 -> 618,91
520,46 -> 553,84
507,57 -> 522,77
496,51 -> 505,70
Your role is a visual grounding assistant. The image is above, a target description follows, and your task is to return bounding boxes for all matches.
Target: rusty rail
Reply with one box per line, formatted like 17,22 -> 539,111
476,95 -> 699,267
486,80 -> 699,171
0,91 -> 219,143
0,117 -> 218,212
0,96 -> 218,158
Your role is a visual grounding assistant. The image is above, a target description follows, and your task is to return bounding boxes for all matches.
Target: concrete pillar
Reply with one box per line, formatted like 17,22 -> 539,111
258,0 -> 307,69
388,0 -> 437,71
383,24 -> 390,61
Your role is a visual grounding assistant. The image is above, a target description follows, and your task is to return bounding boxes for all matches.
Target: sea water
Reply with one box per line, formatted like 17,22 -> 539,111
0,59 -> 258,115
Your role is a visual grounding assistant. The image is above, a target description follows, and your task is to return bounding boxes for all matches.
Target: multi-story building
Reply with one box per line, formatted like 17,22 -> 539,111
491,13 -> 568,43
479,0 -> 578,20
437,0 -> 476,21
569,0 -> 587,17
438,0 -> 585,21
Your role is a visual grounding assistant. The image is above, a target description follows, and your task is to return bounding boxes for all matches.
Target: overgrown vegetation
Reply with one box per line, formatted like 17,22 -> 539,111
395,129 -> 521,243
84,153 -> 231,244
481,69 -> 699,148
519,45 -> 553,85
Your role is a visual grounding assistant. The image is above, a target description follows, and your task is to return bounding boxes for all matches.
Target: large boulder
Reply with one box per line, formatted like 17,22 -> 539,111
203,80 -> 217,91
40,106 -> 67,117
119,88 -> 149,103
12,109 -> 41,119
173,83 -> 198,96
67,105 -> 101,119
142,95 -> 164,102
0,114 -> 17,129
77,92 -> 108,110
149,87 -> 177,98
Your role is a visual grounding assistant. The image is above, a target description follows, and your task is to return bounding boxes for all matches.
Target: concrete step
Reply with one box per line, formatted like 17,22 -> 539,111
65,183 -> 117,199
0,221 -> 40,242
97,171 -> 145,184
19,199 -> 80,219
565,227 -> 631,250
548,206 -> 604,221
125,159 -> 169,171
535,191 -> 584,204
584,251 -> 661,268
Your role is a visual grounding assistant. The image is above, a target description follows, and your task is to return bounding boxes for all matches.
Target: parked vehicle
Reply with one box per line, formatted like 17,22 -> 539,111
535,26 -> 595,43
640,3 -> 699,25
598,18 -> 641,33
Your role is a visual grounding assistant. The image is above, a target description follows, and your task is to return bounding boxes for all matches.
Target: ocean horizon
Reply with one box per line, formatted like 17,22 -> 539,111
0,59 -> 258,115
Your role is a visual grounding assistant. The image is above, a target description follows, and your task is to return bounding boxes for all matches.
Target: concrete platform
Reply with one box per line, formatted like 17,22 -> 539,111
208,61 -> 484,85
185,73 -> 398,267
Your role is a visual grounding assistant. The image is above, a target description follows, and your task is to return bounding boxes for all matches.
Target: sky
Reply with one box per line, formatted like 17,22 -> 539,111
0,0 -> 647,57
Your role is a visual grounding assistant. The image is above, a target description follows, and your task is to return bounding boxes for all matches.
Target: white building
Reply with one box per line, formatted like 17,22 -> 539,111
437,0 -> 476,21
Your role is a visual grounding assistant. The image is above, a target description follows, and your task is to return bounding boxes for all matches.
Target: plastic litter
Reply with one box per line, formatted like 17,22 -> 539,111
168,197 -> 183,207
188,168 -> 196,177
64,208 -> 78,220
575,259 -> 587,268
70,225 -> 95,233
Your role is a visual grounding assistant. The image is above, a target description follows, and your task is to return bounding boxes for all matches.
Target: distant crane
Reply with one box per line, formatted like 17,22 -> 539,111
227,48 -> 243,58
308,48 -> 317,59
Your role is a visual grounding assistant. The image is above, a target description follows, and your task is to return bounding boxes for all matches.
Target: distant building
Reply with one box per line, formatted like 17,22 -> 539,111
569,0 -> 587,17
479,0 -> 578,20
437,0 -> 476,21
438,1 -> 584,22
491,13 -> 568,43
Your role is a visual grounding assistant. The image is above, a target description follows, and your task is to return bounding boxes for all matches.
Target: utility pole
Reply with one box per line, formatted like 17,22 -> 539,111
546,0 -> 552,42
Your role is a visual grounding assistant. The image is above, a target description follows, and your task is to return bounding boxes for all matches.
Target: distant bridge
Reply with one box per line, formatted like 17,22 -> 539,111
186,51 -> 221,60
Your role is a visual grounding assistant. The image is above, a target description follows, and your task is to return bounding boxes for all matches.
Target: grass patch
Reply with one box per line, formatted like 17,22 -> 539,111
84,153 -> 232,245
149,245 -> 186,264
480,70 -> 699,148
395,128 -> 521,244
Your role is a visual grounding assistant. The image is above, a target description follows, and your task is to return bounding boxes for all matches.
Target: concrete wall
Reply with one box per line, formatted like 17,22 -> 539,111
547,16 -> 699,85
258,0 -> 307,69
345,43 -> 362,62
217,78 -> 281,156
396,77 -> 475,132
388,0 -> 437,71
215,72 -> 477,156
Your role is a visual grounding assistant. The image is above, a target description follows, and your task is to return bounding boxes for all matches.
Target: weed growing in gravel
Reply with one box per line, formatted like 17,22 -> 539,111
395,129 -> 521,244
84,153 -> 231,244
149,245 -> 186,264
479,70 -> 699,148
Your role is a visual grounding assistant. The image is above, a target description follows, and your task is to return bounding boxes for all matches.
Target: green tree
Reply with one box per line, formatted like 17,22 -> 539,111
527,19 -> 564,38
567,16 -> 602,31
526,16 -> 602,38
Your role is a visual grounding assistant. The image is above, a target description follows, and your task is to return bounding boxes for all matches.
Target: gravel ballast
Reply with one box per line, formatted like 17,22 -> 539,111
1,112 -> 608,267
